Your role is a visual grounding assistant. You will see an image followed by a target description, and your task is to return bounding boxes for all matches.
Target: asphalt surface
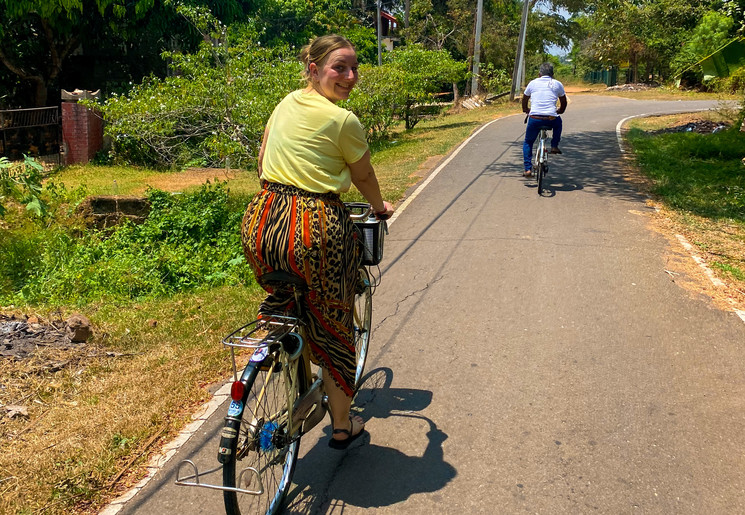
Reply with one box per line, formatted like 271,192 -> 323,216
114,95 -> 745,515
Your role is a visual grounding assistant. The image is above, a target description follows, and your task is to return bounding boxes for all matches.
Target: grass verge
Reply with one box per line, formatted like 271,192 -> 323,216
625,111 -> 745,307
0,99 -> 520,514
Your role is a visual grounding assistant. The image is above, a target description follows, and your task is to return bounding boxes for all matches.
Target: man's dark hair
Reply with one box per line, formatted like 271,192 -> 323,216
539,62 -> 554,77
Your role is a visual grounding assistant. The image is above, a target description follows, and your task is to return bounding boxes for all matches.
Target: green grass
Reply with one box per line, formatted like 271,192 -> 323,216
626,127 -> 745,221
712,261 -> 745,281
625,112 -> 745,301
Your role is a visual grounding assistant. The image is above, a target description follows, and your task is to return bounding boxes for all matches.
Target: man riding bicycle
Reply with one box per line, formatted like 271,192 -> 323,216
522,62 -> 567,177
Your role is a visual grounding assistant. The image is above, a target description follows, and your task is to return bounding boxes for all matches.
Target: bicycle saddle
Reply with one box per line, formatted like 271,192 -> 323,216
261,270 -> 308,288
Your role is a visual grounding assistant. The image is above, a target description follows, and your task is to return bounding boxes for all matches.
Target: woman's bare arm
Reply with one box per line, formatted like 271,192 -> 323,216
349,150 -> 393,216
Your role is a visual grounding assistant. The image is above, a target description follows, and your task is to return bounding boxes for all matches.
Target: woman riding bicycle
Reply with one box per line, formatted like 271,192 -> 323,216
241,34 -> 394,450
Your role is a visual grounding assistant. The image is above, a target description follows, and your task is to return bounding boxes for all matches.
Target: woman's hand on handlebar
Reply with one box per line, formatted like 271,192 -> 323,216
374,201 -> 394,220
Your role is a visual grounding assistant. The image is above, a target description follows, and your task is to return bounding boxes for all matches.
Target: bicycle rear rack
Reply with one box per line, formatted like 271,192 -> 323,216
175,459 -> 266,495
175,316 -> 319,495
222,316 -> 303,381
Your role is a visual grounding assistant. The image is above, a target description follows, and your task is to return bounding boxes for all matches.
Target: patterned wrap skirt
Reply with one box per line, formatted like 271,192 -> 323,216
241,182 -> 362,396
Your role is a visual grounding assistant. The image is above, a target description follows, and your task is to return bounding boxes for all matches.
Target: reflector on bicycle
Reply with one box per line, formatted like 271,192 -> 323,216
231,381 -> 244,402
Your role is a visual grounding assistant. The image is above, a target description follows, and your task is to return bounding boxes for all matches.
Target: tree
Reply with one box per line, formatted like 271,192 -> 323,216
0,0 -> 161,106
672,11 -> 734,74
577,0 -> 709,83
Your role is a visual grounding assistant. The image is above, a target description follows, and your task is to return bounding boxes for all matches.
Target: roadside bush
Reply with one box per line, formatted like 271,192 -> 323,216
347,45 -> 468,138
348,64 -> 405,141
385,45 -> 467,130
0,155 -> 47,218
95,38 -> 302,169
478,62 -> 511,95
1,183 -> 253,306
710,65 -> 745,93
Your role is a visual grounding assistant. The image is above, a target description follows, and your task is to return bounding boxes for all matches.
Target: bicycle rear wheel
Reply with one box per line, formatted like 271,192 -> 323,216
537,162 -> 546,195
353,267 -> 373,390
222,346 -> 305,515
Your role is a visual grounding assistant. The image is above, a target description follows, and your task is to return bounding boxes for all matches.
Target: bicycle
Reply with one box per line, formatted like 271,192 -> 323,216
175,202 -> 386,515
524,114 -> 552,196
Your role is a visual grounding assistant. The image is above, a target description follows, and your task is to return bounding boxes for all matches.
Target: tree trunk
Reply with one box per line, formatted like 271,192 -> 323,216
33,78 -> 48,107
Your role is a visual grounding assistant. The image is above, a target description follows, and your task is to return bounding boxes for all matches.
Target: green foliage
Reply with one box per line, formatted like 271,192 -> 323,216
347,44 -> 467,136
348,64 -> 402,141
0,183 -> 253,306
722,0 -> 745,34
579,0 -> 704,83
627,127 -> 745,221
0,0 -> 167,106
672,11 -> 735,75
478,62 -> 510,95
709,64 -> 745,93
246,0 -> 356,48
0,155 -> 47,218
340,24 -> 378,65
94,35 -> 302,168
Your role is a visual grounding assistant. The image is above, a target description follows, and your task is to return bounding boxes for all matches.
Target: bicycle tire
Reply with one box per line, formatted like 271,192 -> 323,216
534,135 -> 544,179
353,267 -> 373,390
222,345 -> 306,515
537,162 -> 545,195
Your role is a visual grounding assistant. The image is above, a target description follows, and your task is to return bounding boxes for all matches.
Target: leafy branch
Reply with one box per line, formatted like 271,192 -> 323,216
0,155 -> 47,218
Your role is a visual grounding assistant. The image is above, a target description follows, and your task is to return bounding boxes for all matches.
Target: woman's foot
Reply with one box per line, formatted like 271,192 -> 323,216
329,415 -> 366,449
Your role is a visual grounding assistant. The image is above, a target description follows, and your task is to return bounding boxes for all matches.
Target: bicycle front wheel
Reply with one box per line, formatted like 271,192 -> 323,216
222,347 -> 305,515
353,267 -> 373,390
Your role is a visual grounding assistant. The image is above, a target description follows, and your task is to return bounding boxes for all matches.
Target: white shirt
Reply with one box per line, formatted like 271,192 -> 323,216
524,76 -> 565,116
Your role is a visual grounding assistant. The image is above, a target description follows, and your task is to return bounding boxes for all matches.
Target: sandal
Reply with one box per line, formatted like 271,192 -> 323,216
328,415 -> 366,450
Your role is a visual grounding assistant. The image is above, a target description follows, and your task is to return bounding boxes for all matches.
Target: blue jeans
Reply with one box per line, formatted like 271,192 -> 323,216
523,116 -> 562,171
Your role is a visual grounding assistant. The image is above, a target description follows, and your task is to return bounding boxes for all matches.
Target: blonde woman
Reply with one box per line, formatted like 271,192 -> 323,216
241,34 -> 394,449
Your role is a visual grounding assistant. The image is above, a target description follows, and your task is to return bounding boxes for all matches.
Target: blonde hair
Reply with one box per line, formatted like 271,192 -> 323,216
299,34 -> 355,82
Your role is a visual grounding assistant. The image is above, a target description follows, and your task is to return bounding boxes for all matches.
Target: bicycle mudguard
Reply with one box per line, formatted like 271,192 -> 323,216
216,360 -> 264,464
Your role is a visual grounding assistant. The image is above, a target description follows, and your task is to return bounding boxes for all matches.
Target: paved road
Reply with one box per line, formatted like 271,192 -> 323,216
114,96 -> 745,515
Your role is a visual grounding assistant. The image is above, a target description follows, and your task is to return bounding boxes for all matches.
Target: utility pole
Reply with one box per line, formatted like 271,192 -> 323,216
377,0 -> 382,65
510,0 -> 530,101
471,0 -> 484,96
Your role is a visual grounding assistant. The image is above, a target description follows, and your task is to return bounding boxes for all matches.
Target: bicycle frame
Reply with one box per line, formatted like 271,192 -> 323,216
535,127 -> 550,170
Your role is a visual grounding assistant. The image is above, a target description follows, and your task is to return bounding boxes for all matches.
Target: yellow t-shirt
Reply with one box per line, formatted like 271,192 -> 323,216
260,90 -> 369,194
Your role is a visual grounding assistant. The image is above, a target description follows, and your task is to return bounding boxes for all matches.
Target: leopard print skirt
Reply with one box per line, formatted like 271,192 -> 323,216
241,182 -> 361,396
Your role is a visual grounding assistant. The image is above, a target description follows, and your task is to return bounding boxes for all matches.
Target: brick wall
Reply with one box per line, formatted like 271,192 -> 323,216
61,101 -> 103,165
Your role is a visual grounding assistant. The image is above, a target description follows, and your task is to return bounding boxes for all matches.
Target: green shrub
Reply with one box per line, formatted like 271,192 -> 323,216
0,155 -> 47,218
94,37 -> 302,169
478,62 -> 511,95
347,45 -> 468,138
1,183 -> 254,307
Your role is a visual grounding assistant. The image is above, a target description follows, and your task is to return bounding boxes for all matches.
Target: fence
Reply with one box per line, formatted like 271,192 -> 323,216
584,67 -> 619,87
0,106 -> 62,162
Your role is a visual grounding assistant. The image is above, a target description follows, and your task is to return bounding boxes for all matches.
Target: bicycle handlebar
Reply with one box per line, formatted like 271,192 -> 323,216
345,202 -> 390,221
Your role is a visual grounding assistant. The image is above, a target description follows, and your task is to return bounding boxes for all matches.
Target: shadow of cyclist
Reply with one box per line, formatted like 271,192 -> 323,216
284,367 -> 456,513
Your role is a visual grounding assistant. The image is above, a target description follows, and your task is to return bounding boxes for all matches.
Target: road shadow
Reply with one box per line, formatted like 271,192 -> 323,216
498,127 -> 649,202
284,367 -> 455,513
